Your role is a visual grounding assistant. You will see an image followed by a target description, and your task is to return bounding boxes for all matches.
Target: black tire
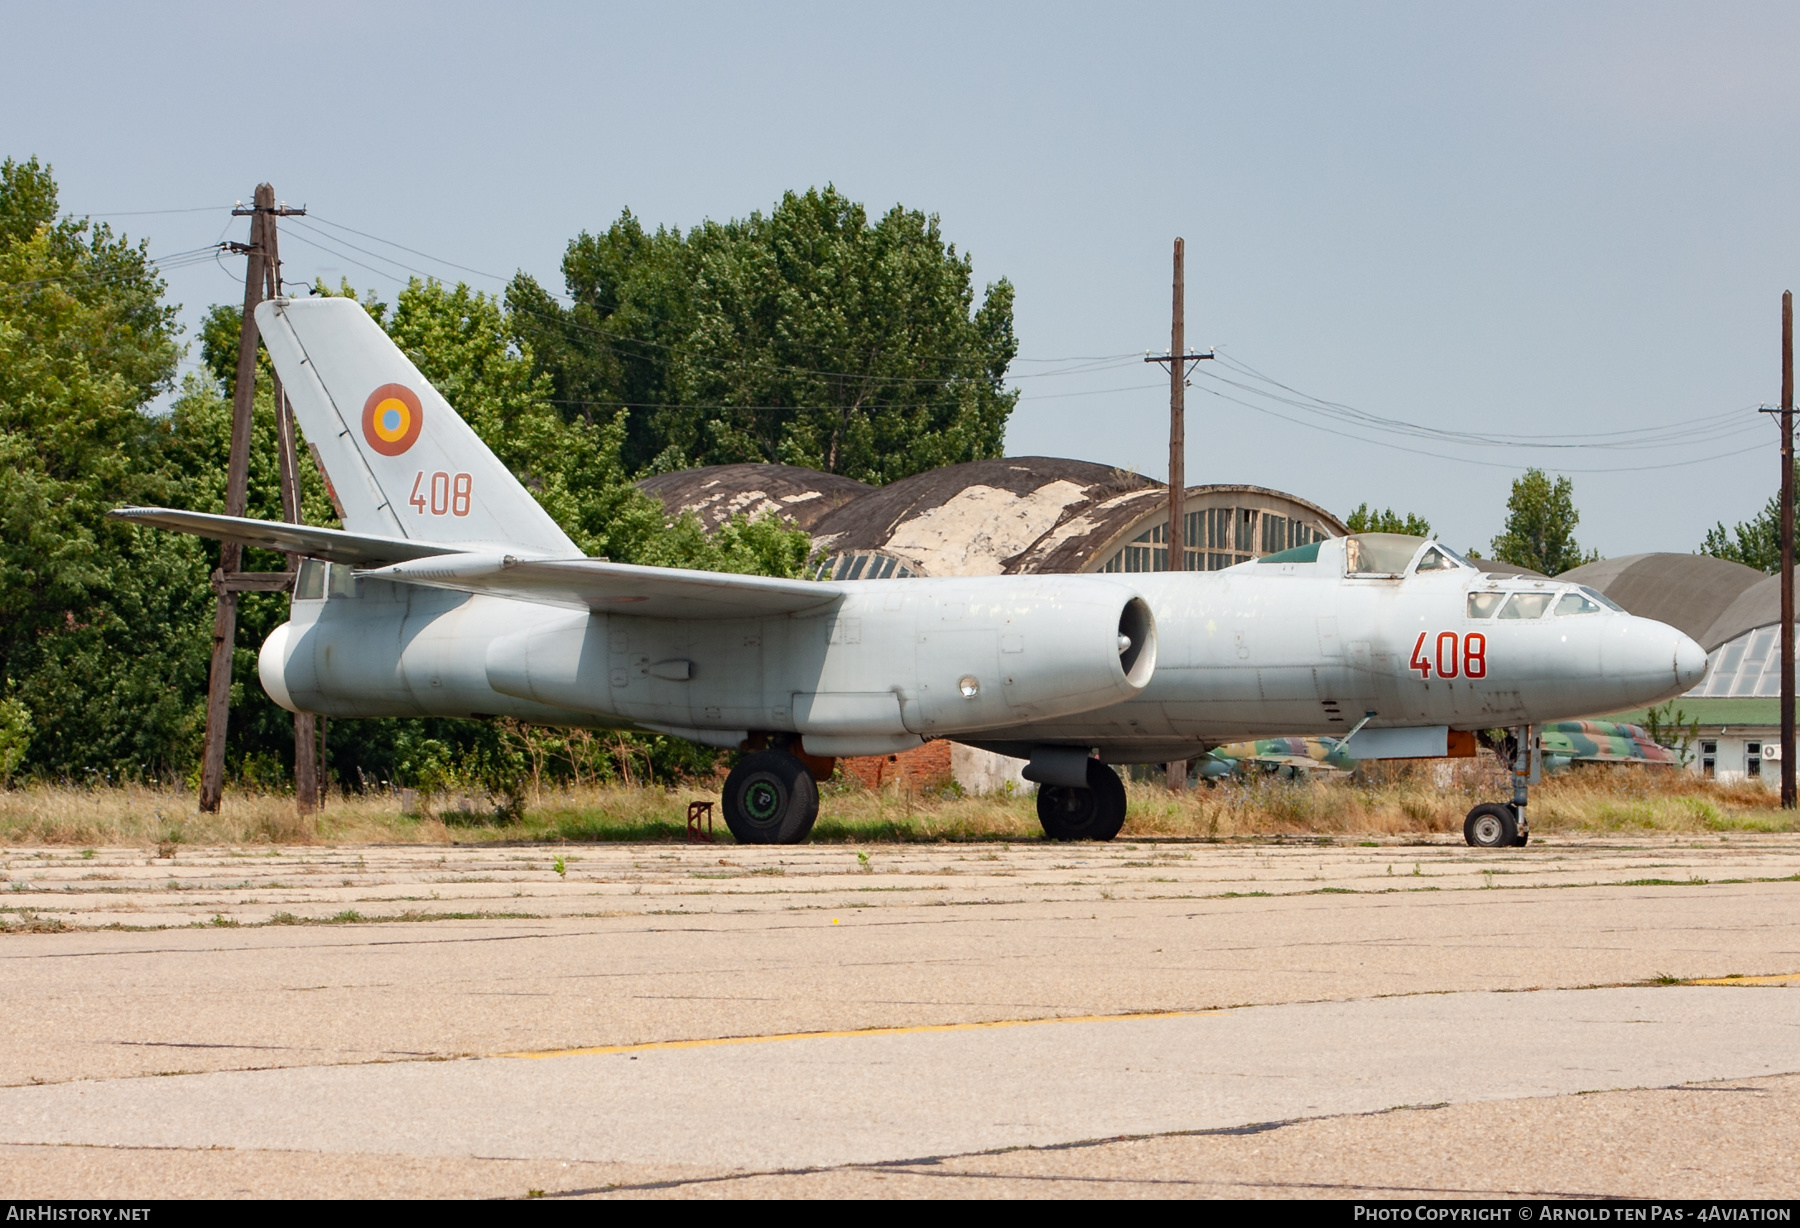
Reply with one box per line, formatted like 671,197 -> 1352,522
1513,827 -> 1530,848
1464,803 -> 1518,849
1037,759 -> 1128,841
722,750 -> 820,845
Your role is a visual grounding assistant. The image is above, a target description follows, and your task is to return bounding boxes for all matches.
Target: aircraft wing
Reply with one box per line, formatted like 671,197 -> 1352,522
360,553 -> 843,619
109,507 -> 462,567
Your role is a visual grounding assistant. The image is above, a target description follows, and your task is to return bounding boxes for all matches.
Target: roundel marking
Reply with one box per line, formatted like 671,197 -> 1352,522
361,383 -> 424,456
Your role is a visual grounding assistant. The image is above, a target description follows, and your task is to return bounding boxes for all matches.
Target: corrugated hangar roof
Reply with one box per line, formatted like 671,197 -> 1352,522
809,457 -> 1160,576
636,463 -> 871,532
641,457 -> 1348,578
1560,553 -> 1771,651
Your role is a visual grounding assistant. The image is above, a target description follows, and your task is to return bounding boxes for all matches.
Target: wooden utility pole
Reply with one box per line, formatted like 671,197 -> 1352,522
197,184 -> 311,814
1146,239 -> 1213,790
260,209 -> 320,815
1783,290 -> 1795,809
1168,238 -> 1187,577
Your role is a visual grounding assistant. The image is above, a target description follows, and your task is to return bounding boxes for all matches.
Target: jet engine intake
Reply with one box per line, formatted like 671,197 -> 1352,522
908,588 -> 1159,734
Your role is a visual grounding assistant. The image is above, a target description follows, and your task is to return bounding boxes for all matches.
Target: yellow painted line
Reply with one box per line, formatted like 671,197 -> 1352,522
1691,973 -> 1800,986
500,1008 -> 1227,1060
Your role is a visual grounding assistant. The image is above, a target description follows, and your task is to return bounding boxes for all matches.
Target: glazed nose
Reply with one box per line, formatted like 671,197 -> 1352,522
1675,632 -> 1707,691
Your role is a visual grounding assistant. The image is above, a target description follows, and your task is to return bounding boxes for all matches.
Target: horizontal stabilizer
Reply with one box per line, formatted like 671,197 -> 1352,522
109,507 -> 462,567
362,553 -> 841,619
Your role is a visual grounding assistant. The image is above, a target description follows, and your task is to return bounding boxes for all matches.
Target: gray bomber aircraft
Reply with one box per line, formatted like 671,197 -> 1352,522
113,297 -> 1708,848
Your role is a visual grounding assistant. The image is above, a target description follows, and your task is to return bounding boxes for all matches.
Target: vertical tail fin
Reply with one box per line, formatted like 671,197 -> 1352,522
254,296 -> 578,557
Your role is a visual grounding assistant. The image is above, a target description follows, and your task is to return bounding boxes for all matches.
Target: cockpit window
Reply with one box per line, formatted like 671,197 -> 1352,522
1344,533 -> 1426,576
1554,591 -> 1605,617
1415,546 -> 1456,572
1466,592 -> 1505,619
1580,585 -> 1624,612
1497,591 -> 1553,620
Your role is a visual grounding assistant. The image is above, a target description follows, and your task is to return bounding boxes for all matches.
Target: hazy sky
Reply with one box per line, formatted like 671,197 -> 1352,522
7,1 -> 1799,557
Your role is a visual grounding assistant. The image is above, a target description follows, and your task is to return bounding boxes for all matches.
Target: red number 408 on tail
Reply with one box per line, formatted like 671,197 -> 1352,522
1411,631 -> 1486,679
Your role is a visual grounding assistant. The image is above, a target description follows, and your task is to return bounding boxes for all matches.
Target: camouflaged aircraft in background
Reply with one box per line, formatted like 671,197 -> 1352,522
1197,736 -> 1357,779
1537,720 -> 1679,771
1197,719 -> 1678,782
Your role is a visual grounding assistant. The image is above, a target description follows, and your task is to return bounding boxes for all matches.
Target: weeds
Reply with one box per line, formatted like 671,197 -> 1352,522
0,761 -> 1795,848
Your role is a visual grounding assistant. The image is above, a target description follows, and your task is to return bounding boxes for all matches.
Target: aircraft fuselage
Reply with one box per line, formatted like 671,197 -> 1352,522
260,537 -> 1704,763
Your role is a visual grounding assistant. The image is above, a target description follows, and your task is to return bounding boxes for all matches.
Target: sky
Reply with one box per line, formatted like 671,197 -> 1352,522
6,0 -> 1800,557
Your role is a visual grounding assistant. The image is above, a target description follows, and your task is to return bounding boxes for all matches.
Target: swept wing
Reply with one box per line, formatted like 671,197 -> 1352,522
108,508 -> 841,620
110,507 -> 458,567
360,553 -> 840,619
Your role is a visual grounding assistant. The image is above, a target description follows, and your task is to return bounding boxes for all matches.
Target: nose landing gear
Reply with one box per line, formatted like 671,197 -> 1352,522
1464,725 -> 1533,849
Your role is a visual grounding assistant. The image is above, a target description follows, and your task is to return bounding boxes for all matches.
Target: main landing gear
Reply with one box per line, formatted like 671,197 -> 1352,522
1465,726 -> 1533,849
721,744 -> 828,844
1037,758 -> 1128,842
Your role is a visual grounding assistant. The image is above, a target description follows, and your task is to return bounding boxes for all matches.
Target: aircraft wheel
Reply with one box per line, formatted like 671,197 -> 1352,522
1036,759 -> 1127,841
722,750 -> 820,845
1463,803 -> 1518,849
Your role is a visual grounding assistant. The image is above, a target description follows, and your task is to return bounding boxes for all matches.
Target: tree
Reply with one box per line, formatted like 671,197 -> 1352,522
1700,463 -> 1799,574
509,186 -> 1018,482
1345,504 -> 1431,536
0,155 -> 209,780
1490,469 -> 1600,575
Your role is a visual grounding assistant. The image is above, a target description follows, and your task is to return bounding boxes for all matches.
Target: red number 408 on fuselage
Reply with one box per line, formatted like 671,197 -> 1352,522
1411,630 -> 1486,679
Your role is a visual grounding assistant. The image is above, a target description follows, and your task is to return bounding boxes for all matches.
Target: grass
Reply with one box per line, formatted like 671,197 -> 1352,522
0,760 -> 1796,849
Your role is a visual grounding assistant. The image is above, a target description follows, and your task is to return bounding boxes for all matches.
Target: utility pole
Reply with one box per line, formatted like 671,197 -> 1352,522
1783,290 -> 1795,810
197,184 -> 309,814
1146,237 -> 1213,790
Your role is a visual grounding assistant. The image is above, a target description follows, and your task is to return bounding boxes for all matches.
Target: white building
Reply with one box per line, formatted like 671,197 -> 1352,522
1564,553 -> 1784,786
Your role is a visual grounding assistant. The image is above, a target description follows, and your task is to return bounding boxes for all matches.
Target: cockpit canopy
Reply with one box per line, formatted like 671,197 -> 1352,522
1342,534 -> 1474,577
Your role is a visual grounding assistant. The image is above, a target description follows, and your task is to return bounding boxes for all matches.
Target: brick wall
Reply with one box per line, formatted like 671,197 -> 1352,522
838,739 -> 954,790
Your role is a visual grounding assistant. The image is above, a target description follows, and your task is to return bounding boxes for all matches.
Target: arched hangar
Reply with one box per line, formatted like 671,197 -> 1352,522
641,456 -> 1347,581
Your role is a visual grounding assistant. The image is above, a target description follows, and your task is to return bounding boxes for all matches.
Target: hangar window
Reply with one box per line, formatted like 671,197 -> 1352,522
1261,514 -> 1287,554
1099,504 -> 1336,574
1101,507 -> 1331,573
1497,592 -> 1553,620
811,551 -> 916,581
1690,624 -> 1795,697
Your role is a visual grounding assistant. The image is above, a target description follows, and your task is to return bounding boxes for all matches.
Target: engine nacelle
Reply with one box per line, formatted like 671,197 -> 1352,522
482,576 -> 1158,742
898,580 -> 1157,735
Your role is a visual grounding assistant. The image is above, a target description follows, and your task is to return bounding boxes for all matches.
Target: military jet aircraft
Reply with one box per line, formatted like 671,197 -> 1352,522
1199,719 -> 1678,782
111,297 -> 1708,848
1197,736 -> 1358,780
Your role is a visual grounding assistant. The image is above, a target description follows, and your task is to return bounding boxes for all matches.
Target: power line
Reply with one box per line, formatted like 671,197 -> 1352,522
1189,379 -> 1764,474
288,215 -> 1136,381
285,226 -> 1024,392
161,210 -> 1770,473
303,213 -> 509,284
87,205 -> 235,217
1205,354 -> 1739,450
0,244 -> 226,300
